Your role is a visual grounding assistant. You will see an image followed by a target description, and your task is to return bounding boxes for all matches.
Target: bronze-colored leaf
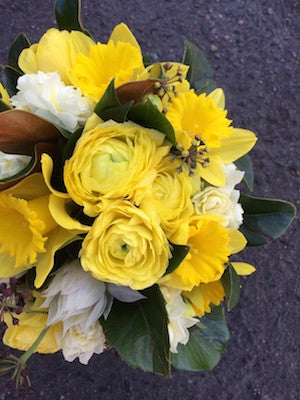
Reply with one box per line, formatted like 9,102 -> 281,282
116,79 -> 162,104
0,110 -> 60,155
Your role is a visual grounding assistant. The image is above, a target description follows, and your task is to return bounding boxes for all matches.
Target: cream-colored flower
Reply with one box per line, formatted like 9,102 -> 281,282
160,285 -> 198,353
64,116 -> 170,216
0,151 -> 30,180
11,72 -> 93,132
80,200 -> 170,290
192,163 -> 244,228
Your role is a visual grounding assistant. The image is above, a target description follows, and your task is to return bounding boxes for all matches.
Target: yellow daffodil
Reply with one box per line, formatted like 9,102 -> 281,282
18,28 -> 94,85
69,24 -> 145,102
166,89 -> 257,186
160,215 -> 247,291
0,173 -> 86,288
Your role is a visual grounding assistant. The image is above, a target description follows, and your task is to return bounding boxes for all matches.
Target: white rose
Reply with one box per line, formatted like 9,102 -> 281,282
192,163 -> 244,228
0,151 -> 30,180
11,71 -> 93,132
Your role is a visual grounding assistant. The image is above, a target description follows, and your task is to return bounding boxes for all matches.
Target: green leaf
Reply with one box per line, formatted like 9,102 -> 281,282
235,154 -> 254,191
182,40 -> 215,91
172,305 -> 230,371
62,127 -> 83,161
94,79 -> 133,123
128,100 -> 175,144
239,194 -> 296,246
2,66 -> 22,97
101,285 -> 170,376
221,263 -> 240,311
55,0 -> 92,38
8,33 -> 31,71
0,99 -> 10,113
195,77 -> 217,95
164,243 -> 190,275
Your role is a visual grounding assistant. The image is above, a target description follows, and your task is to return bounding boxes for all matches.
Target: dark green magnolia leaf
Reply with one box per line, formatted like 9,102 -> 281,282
142,53 -> 152,67
101,285 -> 170,377
94,79 -> 133,122
8,33 -> 31,71
182,40 -> 215,91
221,263 -> 240,311
0,99 -> 10,112
55,0 -> 92,38
239,194 -> 296,246
164,243 -> 190,276
63,127 -> 83,161
128,100 -> 175,144
172,305 -> 230,371
2,66 -> 22,97
195,77 -> 217,95
235,154 -> 254,191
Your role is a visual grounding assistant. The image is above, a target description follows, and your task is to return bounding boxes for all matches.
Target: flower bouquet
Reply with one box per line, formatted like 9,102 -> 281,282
0,0 -> 295,390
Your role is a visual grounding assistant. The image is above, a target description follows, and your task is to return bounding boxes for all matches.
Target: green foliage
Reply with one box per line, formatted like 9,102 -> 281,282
2,66 -> 22,97
8,33 -> 31,71
235,154 -> 254,191
182,40 -> 217,93
55,0 -> 92,38
101,285 -> 170,376
221,263 -> 240,311
0,99 -> 10,112
172,305 -> 230,371
164,243 -> 190,276
239,194 -> 296,246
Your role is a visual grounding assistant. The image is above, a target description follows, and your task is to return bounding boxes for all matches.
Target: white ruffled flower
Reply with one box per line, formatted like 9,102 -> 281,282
192,163 -> 244,228
42,260 -> 111,364
0,151 -> 30,180
160,285 -> 198,353
11,71 -> 93,132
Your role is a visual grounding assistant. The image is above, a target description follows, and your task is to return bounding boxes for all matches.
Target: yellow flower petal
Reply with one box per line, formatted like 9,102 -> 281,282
227,228 -> 247,254
208,88 -> 225,110
109,23 -> 141,52
231,262 -> 256,275
197,155 -> 226,186
4,172 -> 49,200
41,153 -> 69,198
0,253 -> 29,277
0,83 -> 12,107
210,128 -> 257,164
34,227 -> 76,288
18,43 -> 39,74
183,280 -> 225,317
48,194 -> 90,233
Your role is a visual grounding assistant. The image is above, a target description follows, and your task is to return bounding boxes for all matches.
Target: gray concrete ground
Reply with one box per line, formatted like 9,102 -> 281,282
0,0 -> 299,399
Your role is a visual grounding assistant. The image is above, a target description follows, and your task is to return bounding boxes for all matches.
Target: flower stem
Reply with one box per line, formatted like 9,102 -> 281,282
19,326 -> 50,363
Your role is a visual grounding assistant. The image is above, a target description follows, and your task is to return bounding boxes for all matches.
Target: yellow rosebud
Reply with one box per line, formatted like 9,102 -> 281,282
80,200 -> 171,290
64,117 -> 170,216
18,28 -> 94,85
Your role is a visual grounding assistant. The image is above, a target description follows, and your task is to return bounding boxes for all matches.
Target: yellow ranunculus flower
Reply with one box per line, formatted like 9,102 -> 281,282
3,293 -> 61,354
80,200 -> 170,290
18,28 -> 94,85
140,157 -> 197,244
64,116 -> 170,217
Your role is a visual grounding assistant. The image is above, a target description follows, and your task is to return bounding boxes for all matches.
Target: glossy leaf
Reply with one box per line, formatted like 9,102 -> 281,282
172,305 -> 230,371
8,33 -> 31,71
2,66 -> 22,97
221,263 -> 240,311
239,194 -> 296,246
101,285 -> 170,376
164,244 -> 190,276
62,128 -> 83,161
235,154 -> 254,191
0,99 -> 10,113
182,40 -> 215,91
196,77 -> 217,95
55,0 -> 92,37
128,100 -> 175,144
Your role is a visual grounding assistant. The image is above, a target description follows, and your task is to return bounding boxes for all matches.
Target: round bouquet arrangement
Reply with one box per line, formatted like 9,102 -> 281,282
0,0 -> 295,390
